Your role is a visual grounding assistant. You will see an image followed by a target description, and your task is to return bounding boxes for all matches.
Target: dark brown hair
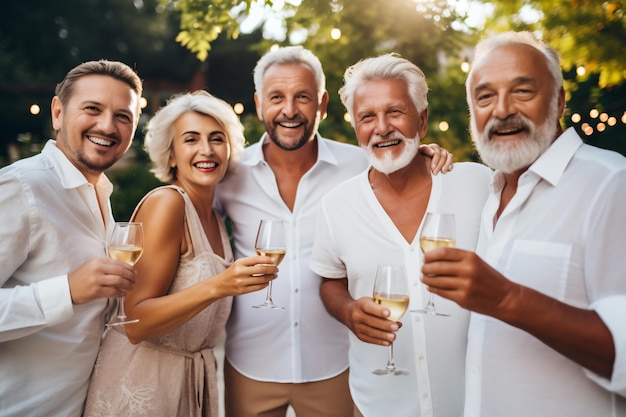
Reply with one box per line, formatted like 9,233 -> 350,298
55,60 -> 143,115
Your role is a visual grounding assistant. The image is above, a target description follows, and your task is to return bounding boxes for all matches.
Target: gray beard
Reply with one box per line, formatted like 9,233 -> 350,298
362,133 -> 421,175
471,102 -> 559,173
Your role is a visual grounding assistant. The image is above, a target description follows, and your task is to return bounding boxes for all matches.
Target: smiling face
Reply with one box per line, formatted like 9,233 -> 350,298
169,111 -> 230,190
467,43 -> 564,173
254,63 -> 328,151
51,74 -> 139,183
353,78 -> 427,174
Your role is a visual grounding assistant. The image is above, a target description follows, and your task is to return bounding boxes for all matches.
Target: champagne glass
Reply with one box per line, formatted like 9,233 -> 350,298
414,212 -> 455,317
252,219 -> 286,309
106,222 -> 143,326
372,264 -> 410,376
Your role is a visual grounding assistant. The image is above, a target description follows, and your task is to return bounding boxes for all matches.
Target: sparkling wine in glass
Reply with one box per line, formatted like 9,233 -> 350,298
372,264 -> 410,376
252,219 -> 286,309
106,222 -> 143,326
414,212 -> 455,317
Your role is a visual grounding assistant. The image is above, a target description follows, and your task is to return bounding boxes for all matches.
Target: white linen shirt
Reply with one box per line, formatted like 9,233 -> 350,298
310,162 -> 492,417
214,134 -> 368,382
0,141 -> 113,417
466,128 -> 626,417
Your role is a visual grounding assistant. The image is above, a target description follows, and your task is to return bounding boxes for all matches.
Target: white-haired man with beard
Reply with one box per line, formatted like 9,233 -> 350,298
310,53 -> 491,417
422,31 -> 626,416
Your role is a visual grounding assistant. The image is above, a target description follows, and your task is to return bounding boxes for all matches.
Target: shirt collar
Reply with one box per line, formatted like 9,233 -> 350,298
42,139 -> 113,194
491,127 -> 582,190
527,127 -> 582,187
239,132 -> 341,167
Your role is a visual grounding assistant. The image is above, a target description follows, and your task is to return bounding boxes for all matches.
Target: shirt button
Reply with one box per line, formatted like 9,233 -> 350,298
294,322 -> 299,327
422,392 -> 430,399
414,316 -> 421,323
412,280 -> 419,287
418,354 -> 425,361
295,288 -> 299,293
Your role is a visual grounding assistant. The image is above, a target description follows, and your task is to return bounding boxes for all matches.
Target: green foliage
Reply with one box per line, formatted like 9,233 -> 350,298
161,0 -> 273,61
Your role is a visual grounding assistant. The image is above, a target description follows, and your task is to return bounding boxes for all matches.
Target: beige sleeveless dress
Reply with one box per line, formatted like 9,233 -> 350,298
84,186 -> 233,417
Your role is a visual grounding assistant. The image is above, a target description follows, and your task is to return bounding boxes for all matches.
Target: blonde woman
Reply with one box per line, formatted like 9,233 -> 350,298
84,91 -> 277,417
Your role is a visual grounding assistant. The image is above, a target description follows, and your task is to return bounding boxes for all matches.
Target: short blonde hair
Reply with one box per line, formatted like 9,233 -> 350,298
144,91 -> 246,183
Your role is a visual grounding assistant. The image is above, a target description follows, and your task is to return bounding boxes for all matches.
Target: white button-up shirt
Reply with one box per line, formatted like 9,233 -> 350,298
310,162 -> 492,417
466,128 -> 626,417
215,134 -> 368,382
0,141 -> 113,417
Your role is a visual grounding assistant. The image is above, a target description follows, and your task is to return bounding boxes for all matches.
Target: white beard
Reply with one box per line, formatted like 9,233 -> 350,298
471,100 -> 559,174
361,132 -> 421,175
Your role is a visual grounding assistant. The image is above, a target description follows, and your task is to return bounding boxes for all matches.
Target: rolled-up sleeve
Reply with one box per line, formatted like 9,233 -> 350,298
585,296 -> 626,396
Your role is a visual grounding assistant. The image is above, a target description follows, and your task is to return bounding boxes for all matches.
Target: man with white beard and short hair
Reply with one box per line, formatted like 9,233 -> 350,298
422,31 -> 626,417
310,53 -> 492,417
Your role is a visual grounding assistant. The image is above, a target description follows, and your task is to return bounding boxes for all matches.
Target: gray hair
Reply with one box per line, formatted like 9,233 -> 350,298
144,90 -> 246,183
466,31 -> 563,101
339,53 -> 429,127
253,46 -> 326,104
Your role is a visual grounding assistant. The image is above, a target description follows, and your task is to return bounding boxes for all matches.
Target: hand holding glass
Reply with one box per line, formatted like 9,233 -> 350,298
414,212 -> 455,316
106,222 -> 143,326
252,219 -> 286,309
372,264 -> 410,376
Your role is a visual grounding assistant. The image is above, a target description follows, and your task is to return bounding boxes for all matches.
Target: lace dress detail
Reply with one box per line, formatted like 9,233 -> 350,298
84,186 -> 233,417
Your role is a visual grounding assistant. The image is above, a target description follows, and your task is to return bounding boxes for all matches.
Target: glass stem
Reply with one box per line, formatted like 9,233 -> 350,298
117,296 -> 128,319
265,282 -> 274,303
426,293 -> 436,310
386,342 -> 397,370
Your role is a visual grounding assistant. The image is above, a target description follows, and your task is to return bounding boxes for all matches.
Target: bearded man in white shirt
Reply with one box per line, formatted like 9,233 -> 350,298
422,31 -> 626,416
0,60 -> 142,417
309,53 -> 492,417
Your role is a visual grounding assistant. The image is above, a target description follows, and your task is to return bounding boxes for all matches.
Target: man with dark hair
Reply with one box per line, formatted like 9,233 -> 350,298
0,60 -> 143,417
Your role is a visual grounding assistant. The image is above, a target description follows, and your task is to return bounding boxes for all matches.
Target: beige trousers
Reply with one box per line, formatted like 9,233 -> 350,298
224,359 -> 355,417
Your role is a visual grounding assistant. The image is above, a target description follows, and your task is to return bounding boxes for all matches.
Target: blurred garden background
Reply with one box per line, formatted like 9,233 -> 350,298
1,0 -> 624,220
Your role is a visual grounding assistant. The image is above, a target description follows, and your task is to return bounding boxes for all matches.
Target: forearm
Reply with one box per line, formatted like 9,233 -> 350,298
320,278 -> 355,330
500,285 -> 615,379
125,280 -> 220,343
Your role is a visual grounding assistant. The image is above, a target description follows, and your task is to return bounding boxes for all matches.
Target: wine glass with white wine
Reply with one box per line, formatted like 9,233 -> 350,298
414,212 -> 455,317
106,222 -> 143,326
372,264 -> 410,376
252,219 -> 286,309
